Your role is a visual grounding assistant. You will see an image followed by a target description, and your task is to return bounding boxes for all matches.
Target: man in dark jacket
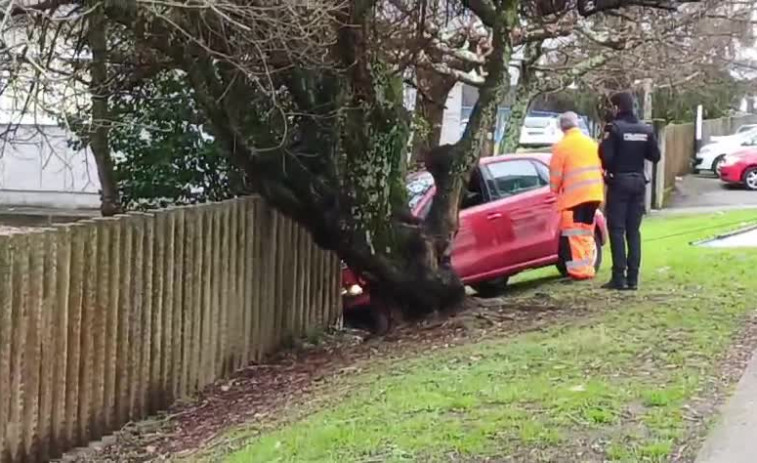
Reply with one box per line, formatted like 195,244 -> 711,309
599,92 -> 661,290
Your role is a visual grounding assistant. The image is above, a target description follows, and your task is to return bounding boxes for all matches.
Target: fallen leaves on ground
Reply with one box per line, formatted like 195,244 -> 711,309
59,291 -> 589,462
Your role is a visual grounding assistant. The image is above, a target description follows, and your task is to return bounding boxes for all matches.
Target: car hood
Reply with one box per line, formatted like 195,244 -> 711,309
702,139 -> 748,152
727,149 -> 757,161
710,135 -> 739,143
710,128 -> 757,145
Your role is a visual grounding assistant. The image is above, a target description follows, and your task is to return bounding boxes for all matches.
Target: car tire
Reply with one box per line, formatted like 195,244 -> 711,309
556,232 -> 603,277
743,167 -> 757,191
371,306 -> 390,335
713,155 -> 726,176
471,277 -> 509,298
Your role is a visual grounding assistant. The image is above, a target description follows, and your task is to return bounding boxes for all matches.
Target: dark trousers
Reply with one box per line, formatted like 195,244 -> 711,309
558,202 -> 600,265
606,174 -> 646,284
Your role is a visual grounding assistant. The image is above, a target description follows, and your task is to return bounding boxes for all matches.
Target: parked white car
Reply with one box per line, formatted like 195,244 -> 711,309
519,116 -> 562,147
711,124 -> 757,143
695,128 -> 757,175
736,124 -> 757,134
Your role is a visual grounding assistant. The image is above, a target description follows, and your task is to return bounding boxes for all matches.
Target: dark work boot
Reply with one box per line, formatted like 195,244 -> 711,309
626,272 -> 639,291
602,273 -> 627,290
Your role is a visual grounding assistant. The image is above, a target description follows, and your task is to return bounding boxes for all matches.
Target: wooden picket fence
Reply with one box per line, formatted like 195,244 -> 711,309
0,196 -> 341,463
663,123 -> 696,195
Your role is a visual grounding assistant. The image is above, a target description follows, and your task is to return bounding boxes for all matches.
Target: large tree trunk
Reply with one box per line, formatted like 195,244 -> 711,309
410,70 -> 457,167
422,3 -> 520,298
500,41 -> 542,155
500,88 -> 531,154
87,2 -> 121,217
98,0 -> 520,325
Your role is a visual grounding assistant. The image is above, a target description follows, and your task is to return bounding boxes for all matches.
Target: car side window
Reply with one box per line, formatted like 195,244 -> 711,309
532,161 -> 550,186
486,159 -> 545,199
416,169 -> 488,218
461,169 -> 486,209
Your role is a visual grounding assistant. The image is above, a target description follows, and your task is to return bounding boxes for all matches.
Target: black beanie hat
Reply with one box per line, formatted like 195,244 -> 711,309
610,92 -> 635,114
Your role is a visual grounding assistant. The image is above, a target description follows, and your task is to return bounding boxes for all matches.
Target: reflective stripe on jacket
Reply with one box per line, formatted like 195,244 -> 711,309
550,128 -> 605,211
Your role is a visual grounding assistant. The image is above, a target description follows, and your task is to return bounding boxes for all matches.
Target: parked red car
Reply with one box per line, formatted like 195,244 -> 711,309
719,148 -> 757,190
342,153 -> 609,309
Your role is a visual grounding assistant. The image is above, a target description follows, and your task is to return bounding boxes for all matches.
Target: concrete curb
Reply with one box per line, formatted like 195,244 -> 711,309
690,223 -> 757,246
696,349 -> 757,463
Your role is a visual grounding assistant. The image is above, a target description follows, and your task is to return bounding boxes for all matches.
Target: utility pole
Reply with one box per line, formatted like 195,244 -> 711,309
695,104 -> 704,155
642,79 -> 653,121
642,79 -> 654,212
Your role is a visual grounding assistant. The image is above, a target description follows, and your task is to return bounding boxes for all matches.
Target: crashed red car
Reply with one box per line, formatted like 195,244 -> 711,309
342,153 -> 609,309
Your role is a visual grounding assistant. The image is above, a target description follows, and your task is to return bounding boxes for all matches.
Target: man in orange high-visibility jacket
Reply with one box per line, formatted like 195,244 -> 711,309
549,112 -> 605,280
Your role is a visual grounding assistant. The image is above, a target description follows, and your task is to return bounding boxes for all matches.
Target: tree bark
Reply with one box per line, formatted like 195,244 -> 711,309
500,87 -> 532,154
95,0 -> 520,322
410,70 -> 457,167
87,2 -> 121,216
500,40 -> 542,155
423,1 -> 520,295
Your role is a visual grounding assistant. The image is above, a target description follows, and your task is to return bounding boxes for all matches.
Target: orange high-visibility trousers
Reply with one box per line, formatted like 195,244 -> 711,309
560,210 -> 597,280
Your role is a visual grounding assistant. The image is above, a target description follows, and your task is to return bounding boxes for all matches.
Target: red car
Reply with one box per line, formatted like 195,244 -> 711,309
719,148 -> 757,190
342,153 -> 609,309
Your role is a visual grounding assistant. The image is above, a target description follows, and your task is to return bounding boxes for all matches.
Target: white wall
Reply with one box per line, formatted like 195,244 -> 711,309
439,82 -> 464,145
0,124 -> 100,209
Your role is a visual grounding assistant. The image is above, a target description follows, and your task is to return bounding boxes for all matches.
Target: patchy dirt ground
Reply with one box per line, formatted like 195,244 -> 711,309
57,284 -> 757,463
59,286 -> 596,462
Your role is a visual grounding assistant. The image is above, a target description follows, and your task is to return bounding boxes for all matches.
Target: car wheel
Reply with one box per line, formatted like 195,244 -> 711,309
714,155 -> 726,176
556,232 -> 603,277
743,168 -> 757,191
371,306 -> 390,335
472,277 -> 509,298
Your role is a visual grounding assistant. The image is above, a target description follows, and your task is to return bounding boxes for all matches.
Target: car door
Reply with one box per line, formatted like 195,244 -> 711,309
449,169 -> 505,282
532,159 -> 561,257
482,158 -> 557,268
407,170 -> 503,282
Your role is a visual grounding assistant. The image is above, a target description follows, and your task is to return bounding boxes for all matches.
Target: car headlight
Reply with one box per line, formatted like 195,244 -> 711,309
341,284 -> 363,297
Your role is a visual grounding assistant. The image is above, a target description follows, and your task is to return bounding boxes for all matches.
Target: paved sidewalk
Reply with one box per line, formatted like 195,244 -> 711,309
696,349 -> 757,463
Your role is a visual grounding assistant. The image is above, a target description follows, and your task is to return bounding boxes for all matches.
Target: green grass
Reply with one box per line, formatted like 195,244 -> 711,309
224,210 -> 757,463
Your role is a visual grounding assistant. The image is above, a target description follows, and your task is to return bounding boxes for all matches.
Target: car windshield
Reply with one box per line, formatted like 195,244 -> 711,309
406,172 -> 435,210
524,117 -> 554,129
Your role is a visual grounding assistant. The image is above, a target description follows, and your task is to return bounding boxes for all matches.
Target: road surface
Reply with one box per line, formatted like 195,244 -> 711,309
671,174 -> 757,209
